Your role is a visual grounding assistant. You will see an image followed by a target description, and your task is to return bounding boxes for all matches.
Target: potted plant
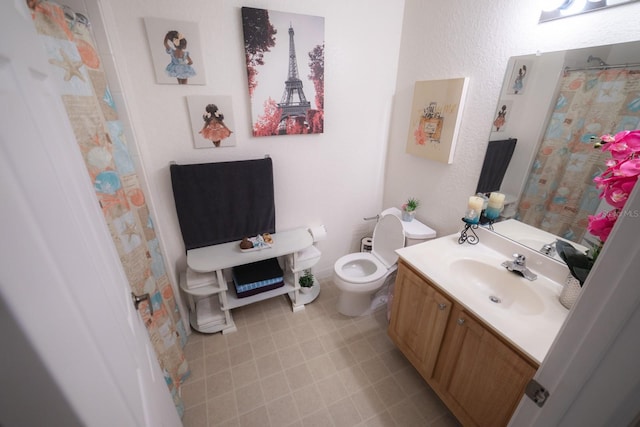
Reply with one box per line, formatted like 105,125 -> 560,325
299,270 -> 315,293
401,197 -> 420,222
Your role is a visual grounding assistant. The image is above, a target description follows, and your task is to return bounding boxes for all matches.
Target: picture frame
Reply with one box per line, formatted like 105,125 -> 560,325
406,78 -> 470,164
492,99 -> 513,133
506,59 -> 532,95
241,7 -> 325,136
143,17 -> 206,85
186,96 -> 236,148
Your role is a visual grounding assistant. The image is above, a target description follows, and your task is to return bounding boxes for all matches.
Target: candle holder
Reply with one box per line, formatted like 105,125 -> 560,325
458,218 -> 480,245
479,213 -> 495,230
480,205 -> 502,230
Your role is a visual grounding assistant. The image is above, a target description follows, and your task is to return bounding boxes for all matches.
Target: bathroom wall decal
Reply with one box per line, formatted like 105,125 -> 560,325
406,78 -> 469,164
241,7 -> 325,136
144,17 -> 206,85
492,99 -> 513,132
186,96 -> 236,148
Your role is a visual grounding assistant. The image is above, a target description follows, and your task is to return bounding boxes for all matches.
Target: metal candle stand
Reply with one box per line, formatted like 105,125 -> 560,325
479,212 -> 496,230
458,218 -> 480,245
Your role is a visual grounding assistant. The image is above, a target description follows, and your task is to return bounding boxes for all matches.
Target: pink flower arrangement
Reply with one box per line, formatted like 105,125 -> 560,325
588,130 -> 640,244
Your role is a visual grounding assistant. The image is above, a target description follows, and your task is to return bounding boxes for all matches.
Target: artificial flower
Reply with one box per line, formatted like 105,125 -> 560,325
599,130 -> 640,160
587,210 -> 618,242
589,129 -> 640,247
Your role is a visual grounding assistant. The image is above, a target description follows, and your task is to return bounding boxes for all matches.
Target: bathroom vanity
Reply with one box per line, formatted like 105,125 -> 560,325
388,227 -> 570,426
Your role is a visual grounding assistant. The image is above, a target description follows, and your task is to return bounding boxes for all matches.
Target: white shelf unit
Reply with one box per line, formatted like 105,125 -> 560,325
181,228 -> 321,333
179,271 -> 235,334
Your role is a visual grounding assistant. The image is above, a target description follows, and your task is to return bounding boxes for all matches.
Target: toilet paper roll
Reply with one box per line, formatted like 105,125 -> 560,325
308,225 -> 327,242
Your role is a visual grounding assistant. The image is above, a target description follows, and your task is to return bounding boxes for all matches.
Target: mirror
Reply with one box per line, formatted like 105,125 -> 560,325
480,40 -> 640,260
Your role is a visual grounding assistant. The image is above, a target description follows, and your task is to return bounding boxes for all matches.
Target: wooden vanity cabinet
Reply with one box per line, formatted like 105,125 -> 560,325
434,305 -> 537,426
388,260 -> 452,379
388,260 -> 538,427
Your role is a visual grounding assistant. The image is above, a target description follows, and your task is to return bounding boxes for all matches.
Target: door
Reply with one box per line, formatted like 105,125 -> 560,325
0,2 -> 180,426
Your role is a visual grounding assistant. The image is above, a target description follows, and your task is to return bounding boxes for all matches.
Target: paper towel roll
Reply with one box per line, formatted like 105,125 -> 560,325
308,225 -> 327,242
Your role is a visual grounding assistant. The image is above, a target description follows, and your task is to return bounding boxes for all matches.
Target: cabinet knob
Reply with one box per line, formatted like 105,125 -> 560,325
438,303 -> 447,310
457,318 -> 465,325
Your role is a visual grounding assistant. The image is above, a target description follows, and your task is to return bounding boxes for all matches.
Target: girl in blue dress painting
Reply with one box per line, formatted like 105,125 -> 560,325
512,65 -> 527,94
163,30 -> 196,84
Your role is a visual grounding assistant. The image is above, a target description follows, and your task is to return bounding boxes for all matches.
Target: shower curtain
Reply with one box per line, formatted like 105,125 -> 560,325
29,1 -> 189,416
517,67 -> 640,243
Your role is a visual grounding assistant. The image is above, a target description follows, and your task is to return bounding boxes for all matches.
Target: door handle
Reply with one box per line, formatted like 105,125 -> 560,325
131,292 -> 154,315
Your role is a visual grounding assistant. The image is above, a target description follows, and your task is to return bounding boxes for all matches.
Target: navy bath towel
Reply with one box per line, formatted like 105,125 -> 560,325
475,138 -> 517,194
170,158 -> 276,251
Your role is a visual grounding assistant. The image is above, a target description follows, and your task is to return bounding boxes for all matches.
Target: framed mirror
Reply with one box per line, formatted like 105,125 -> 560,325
480,40 -> 640,260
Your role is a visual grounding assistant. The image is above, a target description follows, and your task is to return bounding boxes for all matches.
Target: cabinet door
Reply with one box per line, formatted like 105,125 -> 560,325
437,306 -> 536,427
388,262 -> 452,378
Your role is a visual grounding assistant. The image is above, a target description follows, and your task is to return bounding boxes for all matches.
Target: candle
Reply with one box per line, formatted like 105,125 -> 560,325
488,192 -> 505,210
476,193 -> 489,211
465,196 -> 484,223
485,206 -> 501,220
468,196 -> 484,212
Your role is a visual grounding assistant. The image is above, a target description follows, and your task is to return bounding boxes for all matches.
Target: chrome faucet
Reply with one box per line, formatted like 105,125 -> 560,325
540,240 -> 557,257
502,253 -> 537,281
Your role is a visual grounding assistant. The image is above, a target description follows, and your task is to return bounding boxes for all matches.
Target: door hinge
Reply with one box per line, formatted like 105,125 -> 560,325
525,379 -> 550,407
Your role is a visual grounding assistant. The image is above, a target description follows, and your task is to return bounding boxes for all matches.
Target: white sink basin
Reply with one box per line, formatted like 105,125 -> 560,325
396,228 -> 571,363
448,258 -> 545,315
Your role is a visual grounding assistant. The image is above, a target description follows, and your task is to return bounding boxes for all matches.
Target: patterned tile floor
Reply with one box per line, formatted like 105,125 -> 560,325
181,278 -> 460,427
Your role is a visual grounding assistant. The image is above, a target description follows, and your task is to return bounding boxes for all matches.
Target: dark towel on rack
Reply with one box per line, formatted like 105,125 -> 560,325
475,138 -> 517,194
170,158 -> 276,250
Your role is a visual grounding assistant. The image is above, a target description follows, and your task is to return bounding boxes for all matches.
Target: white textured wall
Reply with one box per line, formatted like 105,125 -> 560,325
384,0 -> 640,238
94,0 -> 406,287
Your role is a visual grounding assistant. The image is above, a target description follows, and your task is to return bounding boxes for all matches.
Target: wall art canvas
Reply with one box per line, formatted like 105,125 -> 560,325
492,99 -> 513,133
186,96 -> 236,148
144,17 -> 206,85
241,7 -> 324,137
506,59 -> 532,95
406,78 -> 469,164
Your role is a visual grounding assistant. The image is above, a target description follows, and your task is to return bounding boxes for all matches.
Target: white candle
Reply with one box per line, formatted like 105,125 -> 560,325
488,192 -> 505,209
466,196 -> 484,223
468,196 -> 484,212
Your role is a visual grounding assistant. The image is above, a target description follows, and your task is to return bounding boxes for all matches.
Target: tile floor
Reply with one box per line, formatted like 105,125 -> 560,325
180,279 -> 460,427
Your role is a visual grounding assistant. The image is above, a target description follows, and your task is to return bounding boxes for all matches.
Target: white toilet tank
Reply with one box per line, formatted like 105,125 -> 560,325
381,207 -> 436,246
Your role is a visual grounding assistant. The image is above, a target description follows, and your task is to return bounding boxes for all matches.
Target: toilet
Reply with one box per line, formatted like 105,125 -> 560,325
334,207 -> 436,316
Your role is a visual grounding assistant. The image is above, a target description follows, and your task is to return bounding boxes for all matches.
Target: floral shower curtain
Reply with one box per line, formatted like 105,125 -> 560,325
517,67 -> 640,243
29,1 -> 189,416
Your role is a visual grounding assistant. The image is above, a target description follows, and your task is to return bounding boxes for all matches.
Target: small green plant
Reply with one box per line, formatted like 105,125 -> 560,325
299,270 -> 314,288
402,197 -> 420,212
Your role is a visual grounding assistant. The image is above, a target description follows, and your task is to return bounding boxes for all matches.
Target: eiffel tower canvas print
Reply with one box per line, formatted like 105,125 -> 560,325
242,7 -> 324,136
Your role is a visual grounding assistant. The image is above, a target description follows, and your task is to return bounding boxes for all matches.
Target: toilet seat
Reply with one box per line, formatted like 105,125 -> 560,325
334,213 -> 405,284
334,252 -> 388,284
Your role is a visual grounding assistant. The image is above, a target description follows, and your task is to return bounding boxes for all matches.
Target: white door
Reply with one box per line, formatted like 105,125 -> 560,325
0,2 -> 181,426
508,170 -> 640,424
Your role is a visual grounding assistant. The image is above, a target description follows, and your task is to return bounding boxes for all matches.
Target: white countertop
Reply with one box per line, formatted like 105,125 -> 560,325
396,229 -> 570,364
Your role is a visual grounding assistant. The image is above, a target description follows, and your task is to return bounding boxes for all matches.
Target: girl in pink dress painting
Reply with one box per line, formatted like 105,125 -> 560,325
200,104 -> 232,147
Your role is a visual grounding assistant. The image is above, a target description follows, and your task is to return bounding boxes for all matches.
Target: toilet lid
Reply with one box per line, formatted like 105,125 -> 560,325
380,207 -> 437,239
372,213 -> 405,268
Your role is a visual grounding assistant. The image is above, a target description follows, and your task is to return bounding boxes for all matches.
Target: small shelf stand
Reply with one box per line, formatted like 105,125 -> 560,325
180,227 -> 321,334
